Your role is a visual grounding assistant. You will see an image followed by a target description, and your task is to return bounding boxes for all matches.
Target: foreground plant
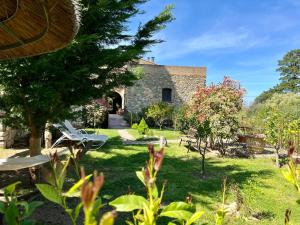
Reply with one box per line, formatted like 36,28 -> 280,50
0,182 -> 43,225
109,144 -> 204,225
36,151 -> 115,225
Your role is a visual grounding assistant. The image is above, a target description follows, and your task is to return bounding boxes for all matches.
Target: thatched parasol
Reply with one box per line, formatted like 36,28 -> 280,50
0,0 -> 81,60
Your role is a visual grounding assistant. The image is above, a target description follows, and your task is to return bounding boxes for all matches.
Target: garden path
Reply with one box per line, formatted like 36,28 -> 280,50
108,114 -> 135,141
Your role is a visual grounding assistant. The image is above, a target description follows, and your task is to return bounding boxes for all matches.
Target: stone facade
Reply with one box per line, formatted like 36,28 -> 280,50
122,59 -> 206,112
0,124 -> 17,148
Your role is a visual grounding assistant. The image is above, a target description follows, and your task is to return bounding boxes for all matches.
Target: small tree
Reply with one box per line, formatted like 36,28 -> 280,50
188,117 -> 211,176
189,77 -> 244,156
146,102 -> 174,130
264,109 -> 286,167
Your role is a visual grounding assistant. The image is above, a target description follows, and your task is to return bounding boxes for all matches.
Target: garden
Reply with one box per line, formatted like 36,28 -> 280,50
0,0 -> 300,225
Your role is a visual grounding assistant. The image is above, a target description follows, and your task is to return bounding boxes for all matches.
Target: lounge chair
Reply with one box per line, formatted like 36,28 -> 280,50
51,123 -> 88,148
63,120 -> 108,144
51,122 -> 108,148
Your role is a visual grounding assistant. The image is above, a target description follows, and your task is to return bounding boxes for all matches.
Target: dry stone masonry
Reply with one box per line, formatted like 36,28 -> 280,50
123,59 -> 206,112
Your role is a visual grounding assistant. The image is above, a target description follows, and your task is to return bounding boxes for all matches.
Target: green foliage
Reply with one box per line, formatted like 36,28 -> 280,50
173,105 -> 189,133
83,99 -> 109,128
188,77 -> 244,155
109,145 -> 204,225
246,93 -> 300,146
254,49 -> 300,104
0,182 -> 43,225
138,118 -> 149,135
146,102 -> 174,129
132,118 -> 149,135
0,0 -> 174,155
36,152 -> 113,225
277,49 -> 300,92
282,160 -> 300,193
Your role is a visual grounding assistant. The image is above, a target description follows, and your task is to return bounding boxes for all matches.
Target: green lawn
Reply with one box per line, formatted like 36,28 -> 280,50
79,129 -> 300,225
127,128 -> 182,140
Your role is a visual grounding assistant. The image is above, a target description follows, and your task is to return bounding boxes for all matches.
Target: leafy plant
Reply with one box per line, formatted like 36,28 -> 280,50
146,102 -> 174,130
187,77 -> 244,156
109,145 -> 204,225
0,0 -> 174,156
132,118 -> 150,135
0,182 -> 43,225
36,151 -> 115,225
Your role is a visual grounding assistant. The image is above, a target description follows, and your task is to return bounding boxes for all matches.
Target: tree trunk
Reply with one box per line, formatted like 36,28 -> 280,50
275,146 -> 280,168
30,126 -> 42,156
44,122 -> 52,149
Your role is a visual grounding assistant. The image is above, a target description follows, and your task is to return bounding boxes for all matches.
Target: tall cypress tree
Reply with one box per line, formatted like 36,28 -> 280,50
0,0 -> 174,156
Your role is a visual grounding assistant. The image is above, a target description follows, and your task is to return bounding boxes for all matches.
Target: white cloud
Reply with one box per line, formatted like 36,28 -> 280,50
185,30 -> 251,50
150,29 -> 266,60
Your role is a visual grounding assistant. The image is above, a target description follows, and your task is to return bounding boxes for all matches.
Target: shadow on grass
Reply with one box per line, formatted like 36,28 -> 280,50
81,144 -> 273,197
76,141 -> 275,224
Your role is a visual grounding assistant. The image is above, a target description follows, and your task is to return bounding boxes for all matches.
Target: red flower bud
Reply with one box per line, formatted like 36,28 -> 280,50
143,163 -> 152,186
148,144 -> 155,156
80,168 -> 104,210
154,148 -> 164,171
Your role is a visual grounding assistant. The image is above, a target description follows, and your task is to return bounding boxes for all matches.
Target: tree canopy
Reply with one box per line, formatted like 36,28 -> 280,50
254,49 -> 300,104
0,0 -> 174,155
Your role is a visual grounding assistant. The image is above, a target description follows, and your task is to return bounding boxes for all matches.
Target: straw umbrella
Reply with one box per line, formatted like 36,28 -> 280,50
0,0 -> 81,60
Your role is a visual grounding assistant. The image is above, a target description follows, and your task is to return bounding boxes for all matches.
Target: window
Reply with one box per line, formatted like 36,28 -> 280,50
162,88 -> 172,102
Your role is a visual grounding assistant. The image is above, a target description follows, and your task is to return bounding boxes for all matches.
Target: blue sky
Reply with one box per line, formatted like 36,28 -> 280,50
130,0 -> 300,104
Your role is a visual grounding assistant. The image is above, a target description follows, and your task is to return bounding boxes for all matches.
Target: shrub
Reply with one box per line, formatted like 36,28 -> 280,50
173,105 -> 189,133
146,102 -> 174,129
83,98 -> 109,128
132,118 -> 149,135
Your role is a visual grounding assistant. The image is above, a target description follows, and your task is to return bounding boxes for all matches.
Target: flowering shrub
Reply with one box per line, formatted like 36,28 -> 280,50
187,77 -> 244,156
83,98 -> 109,128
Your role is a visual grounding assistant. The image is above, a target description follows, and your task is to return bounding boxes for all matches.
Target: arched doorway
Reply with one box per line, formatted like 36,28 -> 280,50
107,92 -> 122,114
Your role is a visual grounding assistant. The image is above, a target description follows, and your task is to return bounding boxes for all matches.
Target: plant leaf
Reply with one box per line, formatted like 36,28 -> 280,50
25,201 -> 43,218
5,202 -> 19,225
99,211 -> 116,225
109,195 -> 148,212
136,171 -> 145,186
0,201 -> 5,213
4,181 -> 21,196
160,201 -> 196,221
186,211 -> 204,225
36,184 -> 62,206
65,174 -> 92,197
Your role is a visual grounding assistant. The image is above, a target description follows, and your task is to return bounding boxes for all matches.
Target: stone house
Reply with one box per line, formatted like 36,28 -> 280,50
110,59 -> 206,113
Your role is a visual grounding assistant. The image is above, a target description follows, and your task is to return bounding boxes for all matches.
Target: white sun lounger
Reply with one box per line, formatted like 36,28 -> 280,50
51,121 -> 108,148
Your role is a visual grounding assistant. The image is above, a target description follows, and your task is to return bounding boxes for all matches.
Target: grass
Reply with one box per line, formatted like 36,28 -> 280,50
127,128 -> 182,140
78,129 -> 300,225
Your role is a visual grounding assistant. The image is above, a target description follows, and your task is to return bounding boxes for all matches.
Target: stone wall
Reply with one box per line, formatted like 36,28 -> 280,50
125,64 -> 206,112
0,124 -> 17,148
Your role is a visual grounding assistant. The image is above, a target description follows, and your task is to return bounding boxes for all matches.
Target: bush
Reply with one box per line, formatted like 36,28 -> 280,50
146,102 -> 174,129
173,105 -> 189,133
124,109 -> 156,128
132,118 -> 149,135
83,99 -> 109,128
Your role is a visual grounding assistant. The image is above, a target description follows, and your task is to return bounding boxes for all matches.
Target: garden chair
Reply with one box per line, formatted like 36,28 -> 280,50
52,122 -> 108,148
63,120 -> 108,145
51,123 -> 88,148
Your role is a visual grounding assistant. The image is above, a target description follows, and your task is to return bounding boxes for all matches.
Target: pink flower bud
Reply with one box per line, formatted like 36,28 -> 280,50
154,148 -> 164,171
